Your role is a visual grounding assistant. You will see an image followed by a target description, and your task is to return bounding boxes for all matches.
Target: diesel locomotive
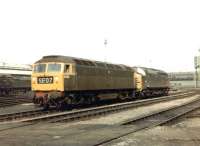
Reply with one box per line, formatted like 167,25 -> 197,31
133,67 -> 169,97
32,55 -> 169,109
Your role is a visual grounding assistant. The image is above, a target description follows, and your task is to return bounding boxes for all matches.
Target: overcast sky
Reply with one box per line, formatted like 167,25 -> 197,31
0,0 -> 199,72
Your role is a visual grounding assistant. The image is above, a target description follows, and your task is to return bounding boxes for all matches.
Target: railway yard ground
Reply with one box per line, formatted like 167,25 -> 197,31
0,89 -> 200,146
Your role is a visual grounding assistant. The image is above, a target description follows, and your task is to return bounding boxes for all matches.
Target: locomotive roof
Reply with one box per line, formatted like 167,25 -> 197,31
36,55 -> 76,64
36,55 -> 134,71
133,66 -> 168,76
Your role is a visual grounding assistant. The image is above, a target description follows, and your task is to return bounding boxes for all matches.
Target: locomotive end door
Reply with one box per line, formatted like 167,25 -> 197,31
134,72 -> 143,91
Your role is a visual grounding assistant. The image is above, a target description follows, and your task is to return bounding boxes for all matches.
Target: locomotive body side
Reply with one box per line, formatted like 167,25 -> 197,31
143,69 -> 169,88
74,63 -> 134,91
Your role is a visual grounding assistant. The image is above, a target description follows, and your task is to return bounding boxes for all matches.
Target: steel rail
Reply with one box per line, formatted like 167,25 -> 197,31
93,95 -> 200,146
21,92 -> 194,123
0,92 -> 195,133
0,93 -> 194,122
0,92 -> 192,122
0,109 -> 58,122
0,96 -> 32,107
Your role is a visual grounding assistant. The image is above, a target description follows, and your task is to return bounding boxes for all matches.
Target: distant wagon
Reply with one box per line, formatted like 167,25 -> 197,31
0,63 -> 32,96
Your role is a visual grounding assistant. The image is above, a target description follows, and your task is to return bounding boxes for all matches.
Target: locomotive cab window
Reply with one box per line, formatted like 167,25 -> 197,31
64,64 -> 73,73
47,63 -> 61,72
64,65 -> 70,73
33,64 -> 46,73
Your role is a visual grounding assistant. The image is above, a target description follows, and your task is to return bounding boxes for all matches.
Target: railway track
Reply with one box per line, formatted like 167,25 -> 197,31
0,91 -> 177,108
0,109 -> 58,122
0,91 -> 196,133
93,95 -> 200,146
0,96 -> 32,107
0,92 -> 194,123
21,92 -> 194,123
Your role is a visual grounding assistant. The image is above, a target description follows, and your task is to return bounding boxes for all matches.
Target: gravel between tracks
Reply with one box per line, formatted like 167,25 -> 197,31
0,93 -> 199,146
62,95 -> 199,126
102,118 -> 200,146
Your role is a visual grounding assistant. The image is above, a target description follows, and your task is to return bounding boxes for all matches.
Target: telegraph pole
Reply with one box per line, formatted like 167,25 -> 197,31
194,56 -> 197,88
104,39 -> 107,48
104,39 -> 108,62
195,65 -> 198,88
194,49 -> 200,88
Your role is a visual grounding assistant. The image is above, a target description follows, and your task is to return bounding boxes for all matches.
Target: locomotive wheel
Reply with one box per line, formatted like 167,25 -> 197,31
56,102 -> 66,110
91,96 -> 97,104
65,97 -> 72,104
39,99 -> 44,107
32,97 -> 36,104
43,103 -> 49,110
